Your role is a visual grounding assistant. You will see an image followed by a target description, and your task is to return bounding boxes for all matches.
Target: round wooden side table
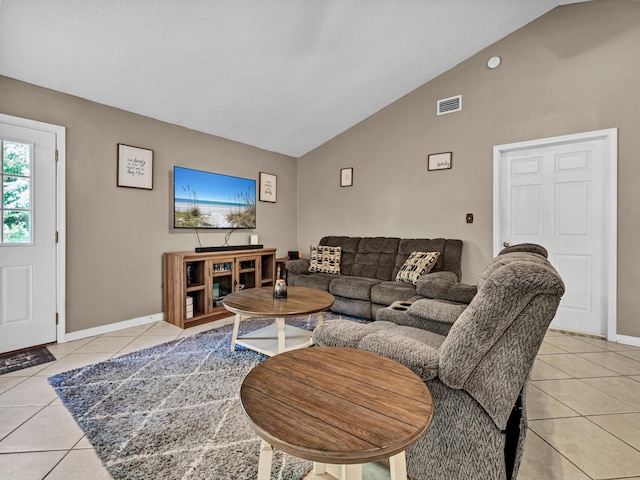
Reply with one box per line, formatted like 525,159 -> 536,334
240,346 -> 434,479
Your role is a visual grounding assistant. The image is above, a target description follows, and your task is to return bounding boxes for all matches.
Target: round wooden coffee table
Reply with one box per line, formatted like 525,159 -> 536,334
240,346 -> 434,480
223,286 -> 335,356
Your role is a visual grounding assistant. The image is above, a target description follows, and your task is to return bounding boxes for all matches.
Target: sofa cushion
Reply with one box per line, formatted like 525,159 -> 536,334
289,272 -> 334,291
309,245 -> 341,275
313,320 -> 444,382
396,251 -> 440,285
358,328 -> 443,381
329,275 -> 382,301
408,298 -> 467,326
346,237 -> 399,280
370,281 -> 417,306
312,319 -> 394,349
331,297 -> 372,320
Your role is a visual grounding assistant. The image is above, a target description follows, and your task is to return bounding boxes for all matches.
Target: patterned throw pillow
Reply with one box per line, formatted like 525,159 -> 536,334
309,245 -> 342,275
396,251 -> 440,285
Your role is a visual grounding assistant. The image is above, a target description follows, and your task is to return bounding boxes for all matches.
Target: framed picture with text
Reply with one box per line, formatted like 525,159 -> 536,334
259,172 -> 277,203
117,144 -> 153,189
428,152 -> 452,171
340,167 -> 353,187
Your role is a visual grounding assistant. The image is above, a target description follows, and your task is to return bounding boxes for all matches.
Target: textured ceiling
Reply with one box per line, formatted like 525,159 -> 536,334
0,1 -> 584,157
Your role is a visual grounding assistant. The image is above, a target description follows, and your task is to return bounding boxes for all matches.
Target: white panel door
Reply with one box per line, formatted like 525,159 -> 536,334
0,122 -> 57,353
498,138 -> 607,336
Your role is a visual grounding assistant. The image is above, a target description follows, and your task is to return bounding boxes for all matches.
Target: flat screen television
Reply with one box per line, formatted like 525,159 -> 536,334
173,166 -> 256,229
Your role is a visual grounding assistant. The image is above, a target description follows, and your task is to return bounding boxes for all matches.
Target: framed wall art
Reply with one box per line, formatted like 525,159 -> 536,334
428,152 -> 452,171
117,143 -> 153,189
259,172 -> 277,203
340,167 -> 353,187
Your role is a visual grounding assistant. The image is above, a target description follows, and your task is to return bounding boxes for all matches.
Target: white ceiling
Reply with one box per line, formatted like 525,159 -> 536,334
0,0 -> 584,157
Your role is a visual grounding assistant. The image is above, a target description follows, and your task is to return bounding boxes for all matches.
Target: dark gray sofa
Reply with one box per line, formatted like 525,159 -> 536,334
286,236 -> 464,319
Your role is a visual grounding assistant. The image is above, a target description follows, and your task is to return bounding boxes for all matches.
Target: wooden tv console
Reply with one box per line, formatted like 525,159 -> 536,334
163,248 -> 277,329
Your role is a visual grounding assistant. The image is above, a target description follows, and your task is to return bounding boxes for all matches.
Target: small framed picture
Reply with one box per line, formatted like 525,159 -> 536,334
428,152 -> 452,171
340,167 -> 353,187
259,172 -> 277,203
117,144 -> 153,189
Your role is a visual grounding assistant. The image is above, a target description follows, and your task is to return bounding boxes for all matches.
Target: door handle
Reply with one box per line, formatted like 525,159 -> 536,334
503,241 -> 510,247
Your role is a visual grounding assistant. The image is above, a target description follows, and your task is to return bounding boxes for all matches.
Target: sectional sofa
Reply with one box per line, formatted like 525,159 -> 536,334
286,236 -> 466,319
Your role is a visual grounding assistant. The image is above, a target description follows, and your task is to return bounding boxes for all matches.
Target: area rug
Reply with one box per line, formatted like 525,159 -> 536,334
48,313 -> 357,480
0,346 -> 56,375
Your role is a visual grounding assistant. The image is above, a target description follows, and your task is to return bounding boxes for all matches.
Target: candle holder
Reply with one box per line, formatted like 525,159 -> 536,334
273,279 -> 287,299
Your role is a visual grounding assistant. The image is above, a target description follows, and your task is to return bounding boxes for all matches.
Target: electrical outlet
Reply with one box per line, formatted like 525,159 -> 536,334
466,213 -> 473,224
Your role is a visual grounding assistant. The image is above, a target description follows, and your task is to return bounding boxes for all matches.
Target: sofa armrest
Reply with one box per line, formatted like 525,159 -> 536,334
415,271 -> 459,298
442,283 -> 477,304
286,258 -> 310,275
416,271 -> 477,304
358,331 -> 440,381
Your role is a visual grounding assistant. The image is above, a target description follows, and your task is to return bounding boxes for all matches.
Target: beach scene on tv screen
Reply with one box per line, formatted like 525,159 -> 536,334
174,167 -> 256,229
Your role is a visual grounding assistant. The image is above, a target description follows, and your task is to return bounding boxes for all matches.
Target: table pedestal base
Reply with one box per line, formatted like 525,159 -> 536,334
231,314 -> 324,357
256,440 -> 408,480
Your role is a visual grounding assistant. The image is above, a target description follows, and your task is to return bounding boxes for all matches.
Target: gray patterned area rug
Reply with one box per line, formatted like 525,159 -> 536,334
49,313 -> 355,480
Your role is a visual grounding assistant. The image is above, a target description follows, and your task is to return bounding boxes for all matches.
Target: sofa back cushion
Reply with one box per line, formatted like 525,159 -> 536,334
321,236 -> 401,280
319,236 -> 362,276
351,237 -> 401,280
319,236 -> 463,281
393,238 -> 463,280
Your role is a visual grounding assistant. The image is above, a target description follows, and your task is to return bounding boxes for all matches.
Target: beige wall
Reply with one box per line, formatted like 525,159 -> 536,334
0,77 -> 297,333
297,0 -> 640,337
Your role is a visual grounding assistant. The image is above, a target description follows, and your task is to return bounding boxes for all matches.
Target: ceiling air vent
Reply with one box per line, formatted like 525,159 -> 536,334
437,95 -> 462,115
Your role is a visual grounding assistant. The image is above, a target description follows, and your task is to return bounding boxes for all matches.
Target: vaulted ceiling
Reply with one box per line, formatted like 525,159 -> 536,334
0,1 -> 586,157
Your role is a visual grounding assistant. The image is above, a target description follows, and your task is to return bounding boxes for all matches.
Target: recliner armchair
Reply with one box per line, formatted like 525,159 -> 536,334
313,248 -> 564,479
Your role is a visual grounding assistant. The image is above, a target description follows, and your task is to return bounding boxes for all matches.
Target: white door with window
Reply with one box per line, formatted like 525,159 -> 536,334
494,129 -> 617,338
0,115 -> 63,353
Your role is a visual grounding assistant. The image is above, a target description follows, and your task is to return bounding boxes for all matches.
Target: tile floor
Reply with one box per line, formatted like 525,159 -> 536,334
0,322 -> 640,479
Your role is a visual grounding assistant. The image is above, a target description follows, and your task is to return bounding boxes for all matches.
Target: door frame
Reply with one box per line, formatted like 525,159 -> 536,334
492,128 -> 617,340
0,113 -> 67,344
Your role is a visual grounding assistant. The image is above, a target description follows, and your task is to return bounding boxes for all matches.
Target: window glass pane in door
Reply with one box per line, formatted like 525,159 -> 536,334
3,210 -> 30,243
3,141 -> 30,176
1,140 -> 32,244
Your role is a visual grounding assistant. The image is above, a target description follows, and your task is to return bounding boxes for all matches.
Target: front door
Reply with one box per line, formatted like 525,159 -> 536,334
0,117 -> 59,353
494,129 -> 617,338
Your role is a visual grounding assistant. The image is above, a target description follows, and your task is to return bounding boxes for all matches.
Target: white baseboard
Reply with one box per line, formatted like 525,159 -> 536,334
60,313 -> 164,343
615,334 -> 640,347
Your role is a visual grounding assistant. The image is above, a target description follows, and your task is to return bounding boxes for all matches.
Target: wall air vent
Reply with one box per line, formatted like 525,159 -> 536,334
437,95 -> 462,115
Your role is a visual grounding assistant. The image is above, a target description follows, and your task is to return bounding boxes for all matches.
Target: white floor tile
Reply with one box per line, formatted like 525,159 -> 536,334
73,336 -> 136,354
533,378 -> 637,416
0,376 -> 58,406
518,431 -> 590,480
0,405 -> 84,453
44,449 -> 113,480
0,375 -> 26,394
0,451 -> 66,480
33,352 -> 113,377
0,405 -> 44,439
530,417 -> 640,479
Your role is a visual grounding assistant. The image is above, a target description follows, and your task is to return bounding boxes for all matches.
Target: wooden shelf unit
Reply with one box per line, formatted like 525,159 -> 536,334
163,248 -> 277,328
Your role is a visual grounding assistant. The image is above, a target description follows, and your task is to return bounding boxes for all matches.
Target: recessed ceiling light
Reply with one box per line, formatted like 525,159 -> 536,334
488,56 -> 501,69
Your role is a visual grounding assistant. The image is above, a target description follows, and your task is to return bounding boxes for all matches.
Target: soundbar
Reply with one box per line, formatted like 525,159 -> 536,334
195,244 -> 263,253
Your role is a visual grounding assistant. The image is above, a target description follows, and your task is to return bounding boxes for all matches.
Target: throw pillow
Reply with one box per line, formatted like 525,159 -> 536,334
309,245 -> 342,275
396,251 -> 440,285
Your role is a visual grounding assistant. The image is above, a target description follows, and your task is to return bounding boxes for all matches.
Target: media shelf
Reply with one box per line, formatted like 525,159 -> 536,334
163,247 -> 277,329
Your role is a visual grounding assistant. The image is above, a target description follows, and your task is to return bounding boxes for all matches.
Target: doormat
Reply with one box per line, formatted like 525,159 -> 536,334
0,346 -> 56,375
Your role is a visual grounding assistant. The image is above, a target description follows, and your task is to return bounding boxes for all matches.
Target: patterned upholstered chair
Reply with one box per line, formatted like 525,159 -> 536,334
313,249 -> 564,480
